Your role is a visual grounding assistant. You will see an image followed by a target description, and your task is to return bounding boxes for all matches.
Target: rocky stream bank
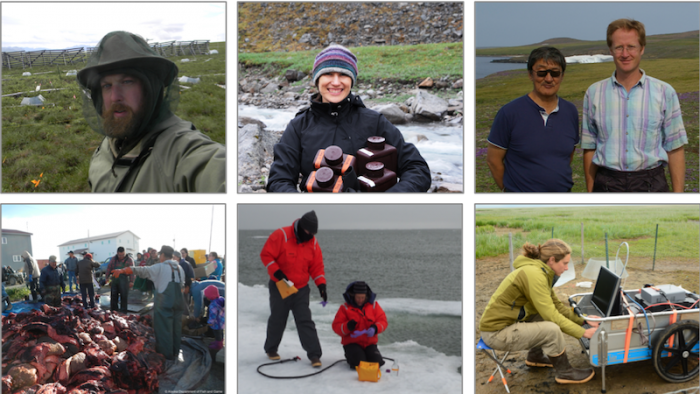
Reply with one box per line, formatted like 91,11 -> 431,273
238,66 -> 464,193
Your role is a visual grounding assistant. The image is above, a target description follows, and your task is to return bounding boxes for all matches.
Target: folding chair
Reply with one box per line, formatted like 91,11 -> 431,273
477,337 -> 512,393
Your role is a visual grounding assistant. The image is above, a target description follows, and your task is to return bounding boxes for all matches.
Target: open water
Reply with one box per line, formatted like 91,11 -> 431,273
475,56 -> 527,79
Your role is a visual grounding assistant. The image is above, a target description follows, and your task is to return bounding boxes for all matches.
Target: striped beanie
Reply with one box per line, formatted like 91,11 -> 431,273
312,44 -> 358,87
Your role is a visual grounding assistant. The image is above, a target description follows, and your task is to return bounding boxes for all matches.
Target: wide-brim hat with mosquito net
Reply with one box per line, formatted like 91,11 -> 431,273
77,31 -> 180,138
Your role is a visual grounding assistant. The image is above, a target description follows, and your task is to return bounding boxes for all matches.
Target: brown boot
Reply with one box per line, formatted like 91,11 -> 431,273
549,350 -> 595,384
526,347 -> 553,367
266,352 -> 280,360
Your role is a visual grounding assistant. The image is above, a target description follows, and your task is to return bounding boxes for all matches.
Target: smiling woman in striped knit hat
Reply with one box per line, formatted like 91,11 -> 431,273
266,44 -> 430,193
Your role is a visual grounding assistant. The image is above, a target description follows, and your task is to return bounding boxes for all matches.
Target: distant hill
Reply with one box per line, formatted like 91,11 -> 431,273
1,46 -> 90,52
1,46 -> 46,52
531,37 -> 586,46
476,30 -> 699,59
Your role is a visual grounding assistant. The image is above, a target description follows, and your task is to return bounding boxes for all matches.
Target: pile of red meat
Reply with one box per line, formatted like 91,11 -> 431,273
2,296 -> 166,394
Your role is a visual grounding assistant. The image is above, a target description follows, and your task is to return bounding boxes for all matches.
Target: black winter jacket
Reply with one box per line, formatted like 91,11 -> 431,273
267,93 -> 431,192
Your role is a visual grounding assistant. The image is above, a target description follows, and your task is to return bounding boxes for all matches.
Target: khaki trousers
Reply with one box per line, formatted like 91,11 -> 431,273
481,315 -> 566,357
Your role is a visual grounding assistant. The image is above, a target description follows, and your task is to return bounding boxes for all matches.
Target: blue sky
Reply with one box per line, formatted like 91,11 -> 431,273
476,2 -> 699,48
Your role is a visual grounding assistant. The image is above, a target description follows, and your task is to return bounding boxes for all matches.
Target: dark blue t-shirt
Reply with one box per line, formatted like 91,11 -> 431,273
488,95 -> 579,192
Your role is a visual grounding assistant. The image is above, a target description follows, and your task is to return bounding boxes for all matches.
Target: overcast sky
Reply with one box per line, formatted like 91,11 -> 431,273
2,205 -> 225,260
1,2 -> 225,50
238,205 -> 462,230
476,2 -> 699,48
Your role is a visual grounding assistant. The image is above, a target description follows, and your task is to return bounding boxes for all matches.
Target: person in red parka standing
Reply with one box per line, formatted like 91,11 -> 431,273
260,210 -> 327,367
332,281 -> 388,369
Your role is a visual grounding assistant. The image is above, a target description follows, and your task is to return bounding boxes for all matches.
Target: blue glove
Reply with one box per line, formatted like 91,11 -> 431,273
319,301 -> 328,307
28,274 -> 32,282
350,329 -> 367,338
366,326 -> 376,338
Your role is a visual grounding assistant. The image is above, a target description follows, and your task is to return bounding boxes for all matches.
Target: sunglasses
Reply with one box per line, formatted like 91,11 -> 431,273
535,69 -> 562,78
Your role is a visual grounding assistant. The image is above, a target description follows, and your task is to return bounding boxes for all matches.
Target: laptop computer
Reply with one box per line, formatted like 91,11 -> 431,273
590,266 -> 622,317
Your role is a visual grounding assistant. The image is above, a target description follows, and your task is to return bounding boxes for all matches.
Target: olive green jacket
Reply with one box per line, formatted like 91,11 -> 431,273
479,255 -> 586,338
89,114 -> 225,192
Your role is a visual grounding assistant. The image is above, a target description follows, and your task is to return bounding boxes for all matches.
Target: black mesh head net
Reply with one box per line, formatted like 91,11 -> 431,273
77,31 -> 180,161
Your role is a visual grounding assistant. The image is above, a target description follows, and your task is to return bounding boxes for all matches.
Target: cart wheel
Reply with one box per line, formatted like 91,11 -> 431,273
8,277 -> 16,286
652,320 -> 699,383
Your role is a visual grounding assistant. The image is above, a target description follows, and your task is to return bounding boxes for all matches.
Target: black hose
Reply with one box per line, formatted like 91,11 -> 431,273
257,356 -> 395,379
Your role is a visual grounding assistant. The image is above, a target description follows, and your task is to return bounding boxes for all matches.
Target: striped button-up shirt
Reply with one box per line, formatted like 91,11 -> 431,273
581,70 -> 687,171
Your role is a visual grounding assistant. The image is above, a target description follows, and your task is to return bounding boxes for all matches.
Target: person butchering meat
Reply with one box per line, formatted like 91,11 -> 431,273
112,245 -> 186,360
77,253 -> 101,309
22,251 -> 41,302
39,256 -> 65,307
105,246 -> 135,313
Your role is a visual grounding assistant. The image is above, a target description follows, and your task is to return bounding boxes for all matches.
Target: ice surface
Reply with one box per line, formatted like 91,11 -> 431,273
237,283 -> 462,394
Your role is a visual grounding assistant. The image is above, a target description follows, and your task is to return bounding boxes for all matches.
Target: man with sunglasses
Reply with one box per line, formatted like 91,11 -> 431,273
487,47 -> 579,192
582,19 -> 687,192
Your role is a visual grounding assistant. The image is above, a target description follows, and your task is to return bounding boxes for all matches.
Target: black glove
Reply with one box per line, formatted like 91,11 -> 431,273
347,320 -> 357,331
342,166 -> 361,192
318,283 -> 327,302
273,270 -> 288,282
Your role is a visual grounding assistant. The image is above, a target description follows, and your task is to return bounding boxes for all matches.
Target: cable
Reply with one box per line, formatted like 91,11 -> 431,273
644,302 -> 691,310
625,292 -> 652,347
257,356 -> 395,379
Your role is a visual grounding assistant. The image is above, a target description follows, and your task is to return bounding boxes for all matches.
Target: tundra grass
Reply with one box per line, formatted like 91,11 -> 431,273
2,42 -> 226,192
475,205 -> 700,261
239,42 -> 464,84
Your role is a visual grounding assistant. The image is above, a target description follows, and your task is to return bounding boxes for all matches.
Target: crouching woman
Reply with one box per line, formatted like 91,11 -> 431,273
479,239 -> 600,384
332,281 -> 388,369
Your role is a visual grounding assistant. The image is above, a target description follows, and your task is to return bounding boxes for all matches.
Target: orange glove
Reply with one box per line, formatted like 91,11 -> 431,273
113,267 -> 133,279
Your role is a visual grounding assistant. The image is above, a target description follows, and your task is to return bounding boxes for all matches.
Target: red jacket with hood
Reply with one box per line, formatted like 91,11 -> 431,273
332,281 -> 388,348
260,220 -> 326,290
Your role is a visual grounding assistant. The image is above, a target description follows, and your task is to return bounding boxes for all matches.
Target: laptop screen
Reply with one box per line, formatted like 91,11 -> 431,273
591,266 -> 622,317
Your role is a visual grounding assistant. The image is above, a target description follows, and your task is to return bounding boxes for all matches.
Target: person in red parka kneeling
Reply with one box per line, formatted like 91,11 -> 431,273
332,281 -> 388,369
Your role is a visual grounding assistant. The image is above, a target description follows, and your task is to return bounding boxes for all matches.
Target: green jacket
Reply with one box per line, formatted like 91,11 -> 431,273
89,114 -> 225,192
479,255 -> 586,339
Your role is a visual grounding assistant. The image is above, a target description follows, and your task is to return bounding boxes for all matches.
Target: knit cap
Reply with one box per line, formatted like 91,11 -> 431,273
312,44 -> 358,87
204,285 -> 220,301
353,281 -> 368,295
299,210 -> 319,234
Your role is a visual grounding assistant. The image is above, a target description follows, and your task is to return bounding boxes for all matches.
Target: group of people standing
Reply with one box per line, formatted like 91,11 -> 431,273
17,245 -> 226,360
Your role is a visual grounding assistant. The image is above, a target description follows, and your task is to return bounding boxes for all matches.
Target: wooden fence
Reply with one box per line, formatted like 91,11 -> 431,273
2,40 -> 211,69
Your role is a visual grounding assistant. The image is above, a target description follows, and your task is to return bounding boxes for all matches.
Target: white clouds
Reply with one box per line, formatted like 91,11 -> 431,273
2,3 -> 225,49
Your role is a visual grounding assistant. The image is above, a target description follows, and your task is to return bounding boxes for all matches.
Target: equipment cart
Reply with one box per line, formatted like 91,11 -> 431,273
569,289 -> 699,392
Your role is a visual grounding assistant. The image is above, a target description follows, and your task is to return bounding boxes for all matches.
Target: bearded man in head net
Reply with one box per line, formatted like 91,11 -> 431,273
77,31 -> 225,193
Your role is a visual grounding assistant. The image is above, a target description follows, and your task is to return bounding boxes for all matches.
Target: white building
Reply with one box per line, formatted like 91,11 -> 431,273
58,231 -> 140,263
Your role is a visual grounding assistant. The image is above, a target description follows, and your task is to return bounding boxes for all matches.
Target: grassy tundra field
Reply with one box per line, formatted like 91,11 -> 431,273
239,42 -> 463,84
1,42 -> 226,192
475,32 -> 700,193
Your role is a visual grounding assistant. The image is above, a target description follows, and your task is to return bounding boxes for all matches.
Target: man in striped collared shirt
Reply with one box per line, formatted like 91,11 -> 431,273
582,19 -> 687,192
